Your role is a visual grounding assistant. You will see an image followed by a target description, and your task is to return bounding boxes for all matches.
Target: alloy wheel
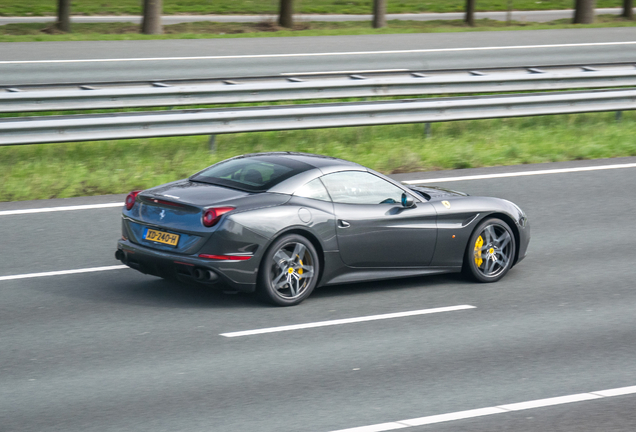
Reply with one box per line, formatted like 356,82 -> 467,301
269,241 -> 316,300
473,223 -> 513,278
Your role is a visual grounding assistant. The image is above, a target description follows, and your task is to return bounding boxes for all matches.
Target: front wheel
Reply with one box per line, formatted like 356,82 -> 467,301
257,234 -> 320,306
464,218 -> 516,283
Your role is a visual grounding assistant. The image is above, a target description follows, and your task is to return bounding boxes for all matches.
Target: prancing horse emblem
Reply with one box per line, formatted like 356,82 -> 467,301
442,200 -> 451,209
160,210 -> 166,220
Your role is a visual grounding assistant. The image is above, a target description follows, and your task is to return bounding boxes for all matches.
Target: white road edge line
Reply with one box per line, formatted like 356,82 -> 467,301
0,202 -> 123,216
1,41 -> 635,64
0,265 -> 128,281
281,69 -> 409,75
219,305 -> 475,337
4,162 -> 635,216
331,385 -> 636,432
402,162 -> 636,184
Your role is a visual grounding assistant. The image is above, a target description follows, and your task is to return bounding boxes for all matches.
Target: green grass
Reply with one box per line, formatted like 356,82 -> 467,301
1,15 -> 635,42
0,0 -> 626,16
2,112 -> 635,202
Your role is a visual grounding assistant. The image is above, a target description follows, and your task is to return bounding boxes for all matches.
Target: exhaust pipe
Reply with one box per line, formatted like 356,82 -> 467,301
115,250 -> 125,262
205,270 -> 218,282
193,268 -> 219,282
193,268 -> 206,280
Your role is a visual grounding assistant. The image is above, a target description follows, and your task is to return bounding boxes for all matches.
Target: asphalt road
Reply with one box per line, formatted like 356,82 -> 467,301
1,157 -> 636,432
1,27 -> 635,85
0,8 -> 631,25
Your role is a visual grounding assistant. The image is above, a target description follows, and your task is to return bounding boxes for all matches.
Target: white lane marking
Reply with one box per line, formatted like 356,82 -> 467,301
0,265 -> 128,281
280,69 -> 409,75
592,385 -> 636,397
330,385 -> 636,432
0,202 -> 123,216
497,392 -> 601,411
400,407 -> 506,427
1,41 -> 635,64
403,162 -> 636,184
337,423 -> 408,432
220,305 -> 475,337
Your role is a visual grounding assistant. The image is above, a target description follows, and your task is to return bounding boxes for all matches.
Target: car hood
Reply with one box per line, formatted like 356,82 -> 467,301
407,185 -> 468,200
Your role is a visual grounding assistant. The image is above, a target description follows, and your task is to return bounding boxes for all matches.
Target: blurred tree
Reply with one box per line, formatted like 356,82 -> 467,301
56,0 -> 71,32
142,0 -> 163,34
573,0 -> 596,23
465,0 -> 475,26
623,0 -> 634,19
279,0 -> 294,28
373,0 -> 387,28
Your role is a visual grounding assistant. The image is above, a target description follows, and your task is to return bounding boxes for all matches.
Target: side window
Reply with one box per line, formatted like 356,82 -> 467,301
294,178 -> 331,201
321,171 -> 405,205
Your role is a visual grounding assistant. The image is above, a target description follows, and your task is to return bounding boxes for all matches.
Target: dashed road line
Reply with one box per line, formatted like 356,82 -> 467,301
330,385 -> 636,432
0,265 -> 128,282
220,305 -> 476,337
0,202 -> 123,216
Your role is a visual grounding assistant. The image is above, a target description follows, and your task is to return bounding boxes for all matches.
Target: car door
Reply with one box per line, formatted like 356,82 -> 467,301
321,171 -> 438,268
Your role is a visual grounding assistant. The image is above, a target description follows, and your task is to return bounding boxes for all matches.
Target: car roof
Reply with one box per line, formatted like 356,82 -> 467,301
237,152 -> 363,170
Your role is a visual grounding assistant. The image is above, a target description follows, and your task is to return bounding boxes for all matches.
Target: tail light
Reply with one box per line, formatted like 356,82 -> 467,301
202,207 -> 235,227
125,190 -> 141,210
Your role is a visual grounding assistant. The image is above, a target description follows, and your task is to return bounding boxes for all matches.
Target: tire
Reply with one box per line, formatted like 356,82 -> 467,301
257,234 -> 320,306
464,218 -> 516,283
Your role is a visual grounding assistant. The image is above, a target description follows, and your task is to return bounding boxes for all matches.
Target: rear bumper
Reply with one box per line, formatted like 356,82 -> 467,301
116,239 -> 258,292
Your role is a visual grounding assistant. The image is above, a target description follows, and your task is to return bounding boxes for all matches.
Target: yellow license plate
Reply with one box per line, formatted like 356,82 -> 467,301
144,228 -> 180,247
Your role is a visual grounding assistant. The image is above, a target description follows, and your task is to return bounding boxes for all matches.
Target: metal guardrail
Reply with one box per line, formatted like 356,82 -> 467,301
2,88 -> 635,146
2,64 -> 636,113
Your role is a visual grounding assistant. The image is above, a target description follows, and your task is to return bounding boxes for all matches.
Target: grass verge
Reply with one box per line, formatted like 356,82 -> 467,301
0,0 -> 622,16
0,0 -> 626,16
2,111 -> 635,202
0,15 -> 635,42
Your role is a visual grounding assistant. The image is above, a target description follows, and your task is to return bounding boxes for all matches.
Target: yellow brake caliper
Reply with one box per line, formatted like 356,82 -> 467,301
474,236 -> 484,267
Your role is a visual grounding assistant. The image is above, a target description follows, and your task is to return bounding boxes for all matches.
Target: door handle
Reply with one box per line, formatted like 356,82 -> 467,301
338,220 -> 351,228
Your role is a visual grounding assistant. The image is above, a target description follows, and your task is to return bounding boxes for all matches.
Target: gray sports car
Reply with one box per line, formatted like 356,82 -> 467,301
116,152 -> 530,306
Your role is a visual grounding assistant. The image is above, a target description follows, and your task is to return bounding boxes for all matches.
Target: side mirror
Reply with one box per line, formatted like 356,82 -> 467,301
401,193 -> 415,208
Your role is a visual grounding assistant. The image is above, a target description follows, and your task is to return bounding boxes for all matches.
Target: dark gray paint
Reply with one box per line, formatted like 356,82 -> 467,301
332,201 -> 438,267
116,153 -> 529,292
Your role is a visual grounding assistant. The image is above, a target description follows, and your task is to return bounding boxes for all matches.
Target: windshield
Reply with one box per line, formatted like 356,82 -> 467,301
190,155 -> 314,192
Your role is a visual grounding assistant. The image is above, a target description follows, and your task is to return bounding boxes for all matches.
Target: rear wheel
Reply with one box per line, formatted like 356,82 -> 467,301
465,218 -> 515,283
257,234 -> 319,306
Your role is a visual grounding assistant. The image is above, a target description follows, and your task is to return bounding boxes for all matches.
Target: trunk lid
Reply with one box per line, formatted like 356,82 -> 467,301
144,179 -> 250,207
132,180 -> 250,231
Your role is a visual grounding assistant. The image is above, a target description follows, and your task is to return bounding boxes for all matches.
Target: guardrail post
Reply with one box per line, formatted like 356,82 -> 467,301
616,111 -> 623,122
424,122 -> 432,138
506,0 -> 513,24
209,135 -> 216,153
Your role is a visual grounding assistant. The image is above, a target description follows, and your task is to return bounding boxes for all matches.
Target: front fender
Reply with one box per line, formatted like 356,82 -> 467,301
429,196 -> 529,267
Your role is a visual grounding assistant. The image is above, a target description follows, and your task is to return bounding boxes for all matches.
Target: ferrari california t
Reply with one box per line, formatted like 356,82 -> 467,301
116,152 -> 530,306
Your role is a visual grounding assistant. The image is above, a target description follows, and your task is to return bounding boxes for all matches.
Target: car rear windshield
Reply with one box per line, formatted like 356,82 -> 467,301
189,155 -> 314,192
